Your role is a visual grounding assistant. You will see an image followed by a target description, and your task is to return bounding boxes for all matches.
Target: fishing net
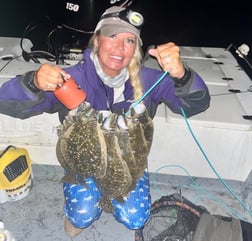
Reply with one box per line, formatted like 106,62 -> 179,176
135,193 -> 209,241
135,193 -> 252,241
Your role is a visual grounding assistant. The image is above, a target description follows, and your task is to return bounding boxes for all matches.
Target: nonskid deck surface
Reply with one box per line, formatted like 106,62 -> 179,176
1,164 -> 251,241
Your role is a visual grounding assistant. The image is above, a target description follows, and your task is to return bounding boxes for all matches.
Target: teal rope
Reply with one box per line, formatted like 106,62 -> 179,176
125,71 -> 168,116
180,106 -> 252,217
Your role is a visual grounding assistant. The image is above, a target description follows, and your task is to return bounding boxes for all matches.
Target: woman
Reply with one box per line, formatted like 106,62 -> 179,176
0,6 -> 210,237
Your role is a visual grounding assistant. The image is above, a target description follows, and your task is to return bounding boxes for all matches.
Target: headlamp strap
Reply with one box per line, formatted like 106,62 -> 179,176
100,11 -> 121,20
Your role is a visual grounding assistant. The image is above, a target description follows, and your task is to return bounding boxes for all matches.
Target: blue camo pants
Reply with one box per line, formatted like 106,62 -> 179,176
63,170 -> 151,229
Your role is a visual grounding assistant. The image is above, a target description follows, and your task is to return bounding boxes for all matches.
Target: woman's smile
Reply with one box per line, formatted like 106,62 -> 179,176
95,32 -> 137,76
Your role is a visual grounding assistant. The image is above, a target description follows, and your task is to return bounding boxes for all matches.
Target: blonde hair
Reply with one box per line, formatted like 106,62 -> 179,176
88,31 -> 143,101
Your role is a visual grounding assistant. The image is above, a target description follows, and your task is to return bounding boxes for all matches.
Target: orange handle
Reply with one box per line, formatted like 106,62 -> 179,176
54,78 -> 86,109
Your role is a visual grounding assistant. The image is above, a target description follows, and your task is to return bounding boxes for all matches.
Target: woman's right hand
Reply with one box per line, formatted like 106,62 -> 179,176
33,63 -> 71,91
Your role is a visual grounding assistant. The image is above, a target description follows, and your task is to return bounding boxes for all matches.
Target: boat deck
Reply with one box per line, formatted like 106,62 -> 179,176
1,164 -> 251,241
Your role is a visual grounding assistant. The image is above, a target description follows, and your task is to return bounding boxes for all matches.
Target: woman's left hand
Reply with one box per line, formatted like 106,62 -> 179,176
148,42 -> 185,79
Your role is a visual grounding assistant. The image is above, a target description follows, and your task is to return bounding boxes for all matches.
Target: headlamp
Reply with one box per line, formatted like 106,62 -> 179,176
100,9 -> 144,29
0,145 -> 33,203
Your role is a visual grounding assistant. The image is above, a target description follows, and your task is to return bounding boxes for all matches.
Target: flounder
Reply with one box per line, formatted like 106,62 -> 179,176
135,103 -> 154,150
126,103 -> 153,179
56,102 -> 107,184
96,112 -> 132,213
115,114 -> 138,196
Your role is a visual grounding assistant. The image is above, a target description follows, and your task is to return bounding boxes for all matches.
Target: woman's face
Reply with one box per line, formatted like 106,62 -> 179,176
94,32 -> 137,77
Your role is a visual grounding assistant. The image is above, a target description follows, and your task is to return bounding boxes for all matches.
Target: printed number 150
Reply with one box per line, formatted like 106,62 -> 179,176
66,2 -> 79,12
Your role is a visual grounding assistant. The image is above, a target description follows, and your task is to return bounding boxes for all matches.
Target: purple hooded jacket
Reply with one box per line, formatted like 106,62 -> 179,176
0,48 -> 210,122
